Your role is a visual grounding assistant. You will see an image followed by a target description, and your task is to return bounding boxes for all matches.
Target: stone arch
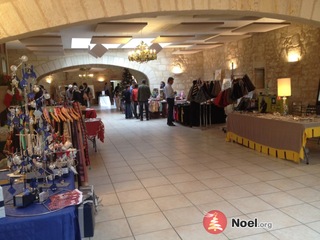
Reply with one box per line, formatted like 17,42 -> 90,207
35,53 -> 156,84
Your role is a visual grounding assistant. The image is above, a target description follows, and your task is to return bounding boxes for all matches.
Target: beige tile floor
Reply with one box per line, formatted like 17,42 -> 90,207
85,107 -> 320,240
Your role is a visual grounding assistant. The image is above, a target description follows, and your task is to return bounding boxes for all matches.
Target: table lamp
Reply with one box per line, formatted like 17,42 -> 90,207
277,78 -> 291,115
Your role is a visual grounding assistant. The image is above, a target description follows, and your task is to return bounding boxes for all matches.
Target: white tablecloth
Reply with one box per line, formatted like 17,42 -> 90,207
99,96 -> 111,107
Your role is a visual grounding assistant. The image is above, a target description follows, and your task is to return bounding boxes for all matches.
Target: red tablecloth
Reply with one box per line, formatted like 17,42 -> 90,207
85,118 -> 104,143
84,108 -> 97,118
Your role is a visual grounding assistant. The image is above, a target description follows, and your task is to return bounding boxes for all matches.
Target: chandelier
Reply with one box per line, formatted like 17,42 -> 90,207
79,67 -> 94,78
128,41 -> 157,63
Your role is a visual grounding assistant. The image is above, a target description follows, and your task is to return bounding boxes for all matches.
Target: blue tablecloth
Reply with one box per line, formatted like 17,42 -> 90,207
0,172 -> 81,240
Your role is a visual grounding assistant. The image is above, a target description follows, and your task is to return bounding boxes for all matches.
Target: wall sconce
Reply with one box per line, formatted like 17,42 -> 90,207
277,78 -> 291,115
46,75 -> 52,84
288,51 -> 300,62
172,63 -> 183,75
97,76 -> 105,82
229,61 -> 237,70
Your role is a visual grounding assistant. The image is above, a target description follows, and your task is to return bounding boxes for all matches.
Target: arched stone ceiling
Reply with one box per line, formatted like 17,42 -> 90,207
0,0 -> 319,43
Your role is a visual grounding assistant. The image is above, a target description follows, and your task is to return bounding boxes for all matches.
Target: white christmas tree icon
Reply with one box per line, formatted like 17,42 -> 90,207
208,212 -> 223,232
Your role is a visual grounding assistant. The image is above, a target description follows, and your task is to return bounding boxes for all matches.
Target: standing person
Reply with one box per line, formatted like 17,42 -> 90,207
138,79 -> 151,121
164,77 -> 175,126
79,85 -> 86,106
104,82 -> 110,96
131,83 -> 139,119
113,83 -> 120,109
65,84 -> 73,105
72,85 -> 83,104
83,83 -> 92,107
123,85 -> 132,119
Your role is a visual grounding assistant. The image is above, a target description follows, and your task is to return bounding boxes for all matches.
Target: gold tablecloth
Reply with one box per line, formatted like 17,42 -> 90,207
226,112 -> 320,163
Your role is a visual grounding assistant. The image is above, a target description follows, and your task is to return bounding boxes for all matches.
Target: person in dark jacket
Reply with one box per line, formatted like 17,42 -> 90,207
123,85 -> 133,119
138,79 -> 151,121
72,85 -> 84,105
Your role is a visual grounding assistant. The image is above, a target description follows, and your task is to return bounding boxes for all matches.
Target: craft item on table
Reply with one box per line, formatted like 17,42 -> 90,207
2,55 -> 81,204
48,189 -> 83,210
0,186 -> 5,218
7,177 -> 16,195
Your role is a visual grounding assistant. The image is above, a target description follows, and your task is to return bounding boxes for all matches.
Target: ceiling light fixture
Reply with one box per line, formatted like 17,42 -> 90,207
79,73 -> 94,78
46,75 -> 52,84
79,67 -> 94,78
128,41 -> 157,63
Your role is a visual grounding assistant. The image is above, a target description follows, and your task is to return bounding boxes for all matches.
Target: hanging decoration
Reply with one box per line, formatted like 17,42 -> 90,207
2,55 -> 80,200
128,41 -> 157,63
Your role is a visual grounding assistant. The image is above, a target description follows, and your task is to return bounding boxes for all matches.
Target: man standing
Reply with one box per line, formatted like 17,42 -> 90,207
131,83 -> 139,119
138,79 -> 151,121
124,85 -> 133,119
164,77 -> 175,126
83,82 -> 92,107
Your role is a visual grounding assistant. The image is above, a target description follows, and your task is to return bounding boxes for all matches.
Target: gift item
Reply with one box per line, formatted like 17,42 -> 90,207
0,186 -> 5,218
48,189 -> 83,210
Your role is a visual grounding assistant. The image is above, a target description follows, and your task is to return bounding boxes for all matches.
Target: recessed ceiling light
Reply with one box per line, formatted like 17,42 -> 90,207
71,38 -> 91,49
102,44 -> 121,49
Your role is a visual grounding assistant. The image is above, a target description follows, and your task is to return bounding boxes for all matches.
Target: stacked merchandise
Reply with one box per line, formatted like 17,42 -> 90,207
1,55 -> 90,206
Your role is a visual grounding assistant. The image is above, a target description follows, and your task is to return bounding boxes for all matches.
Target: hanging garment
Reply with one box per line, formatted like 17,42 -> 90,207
230,78 -> 247,100
202,82 -> 212,99
194,87 -> 208,103
242,74 -> 255,92
212,80 -> 222,97
187,80 -> 200,102
208,81 -> 214,97
214,88 -> 234,107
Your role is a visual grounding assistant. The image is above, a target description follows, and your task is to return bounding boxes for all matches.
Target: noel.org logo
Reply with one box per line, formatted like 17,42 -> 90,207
203,210 -> 273,234
203,210 -> 227,234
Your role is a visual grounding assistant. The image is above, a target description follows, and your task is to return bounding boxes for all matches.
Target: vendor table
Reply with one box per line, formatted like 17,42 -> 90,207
0,172 -> 81,240
226,112 -> 320,163
82,108 -> 97,118
85,118 -> 104,152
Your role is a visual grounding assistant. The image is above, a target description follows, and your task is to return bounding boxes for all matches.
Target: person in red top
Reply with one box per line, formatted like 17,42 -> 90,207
131,83 -> 139,119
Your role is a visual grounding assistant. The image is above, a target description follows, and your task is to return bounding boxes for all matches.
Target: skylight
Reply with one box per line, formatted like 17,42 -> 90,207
71,38 -> 91,49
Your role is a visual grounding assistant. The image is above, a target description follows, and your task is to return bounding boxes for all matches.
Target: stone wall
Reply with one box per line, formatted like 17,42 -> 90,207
203,23 -> 320,107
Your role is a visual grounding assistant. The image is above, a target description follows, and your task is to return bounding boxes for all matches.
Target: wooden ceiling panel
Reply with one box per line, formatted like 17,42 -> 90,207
95,22 -> 147,34
164,43 -> 193,48
206,35 -> 251,43
187,43 -> 223,50
32,51 -> 64,56
172,49 -> 202,54
26,45 -> 64,51
20,36 -> 62,45
232,23 -> 290,33
90,36 -> 132,44
164,22 -> 224,33
153,35 -> 195,43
